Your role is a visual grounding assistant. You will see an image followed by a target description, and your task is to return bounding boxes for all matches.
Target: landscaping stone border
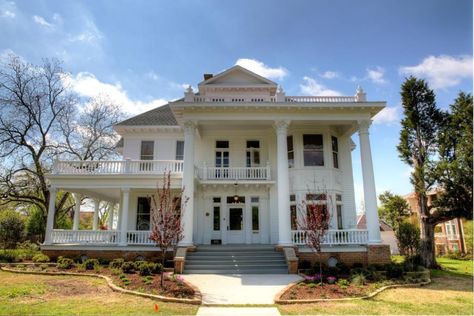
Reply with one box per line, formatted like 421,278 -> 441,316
0,265 -> 202,305
274,278 -> 432,304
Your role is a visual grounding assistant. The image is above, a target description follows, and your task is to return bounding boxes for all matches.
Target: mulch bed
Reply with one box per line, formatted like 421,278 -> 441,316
280,282 -> 372,300
9,265 -> 195,299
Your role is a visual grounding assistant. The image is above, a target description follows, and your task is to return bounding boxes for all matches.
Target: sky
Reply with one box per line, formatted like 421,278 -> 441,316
0,0 -> 472,211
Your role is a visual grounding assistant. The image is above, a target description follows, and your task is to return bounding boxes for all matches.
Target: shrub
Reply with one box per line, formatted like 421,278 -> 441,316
16,241 -> 39,251
351,262 -> 363,269
133,260 -> 147,270
109,258 -> 124,270
138,263 -> 152,276
396,222 -> 420,257
32,253 -> 50,263
0,250 -> 17,263
351,272 -> 366,286
298,260 -> 311,270
57,256 -> 74,269
335,262 -> 350,275
39,264 -> 49,270
83,258 -> 100,270
150,262 -> 163,274
386,264 -> 404,279
121,261 -> 135,273
110,268 -> 121,275
336,278 -> 350,289
0,210 -> 25,248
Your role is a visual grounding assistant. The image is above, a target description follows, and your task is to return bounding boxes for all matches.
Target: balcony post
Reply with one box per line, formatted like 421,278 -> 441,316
119,188 -> 130,246
203,162 -> 208,180
180,121 -> 196,246
125,158 -> 131,174
358,120 -> 381,243
92,199 -> 100,230
44,187 -> 57,245
72,194 -> 81,230
275,120 -> 292,246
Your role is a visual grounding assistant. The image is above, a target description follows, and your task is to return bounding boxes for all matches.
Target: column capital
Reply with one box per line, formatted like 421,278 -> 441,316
274,120 -> 291,133
121,187 -> 130,193
183,120 -> 197,134
357,120 -> 372,134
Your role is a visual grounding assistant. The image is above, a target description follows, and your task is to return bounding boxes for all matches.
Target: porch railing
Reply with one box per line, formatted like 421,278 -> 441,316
127,231 -> 154,245
51,230 -> 119,244
197,165 -> 271,181
53,159 -> 184,175
292,229 -> 369,245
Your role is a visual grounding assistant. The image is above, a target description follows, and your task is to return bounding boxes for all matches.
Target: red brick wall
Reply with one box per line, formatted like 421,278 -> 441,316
297,245 -> 391,267
42,249 -> 173,262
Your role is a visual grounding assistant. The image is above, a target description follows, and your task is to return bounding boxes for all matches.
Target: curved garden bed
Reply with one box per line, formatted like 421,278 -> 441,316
0,263 -> 201,305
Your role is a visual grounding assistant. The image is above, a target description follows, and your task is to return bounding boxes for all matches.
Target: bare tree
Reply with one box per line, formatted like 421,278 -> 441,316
0,55 -> 76,231
297,192 -> 332,285
149,172 -> 187,288
0,54 -> 124,241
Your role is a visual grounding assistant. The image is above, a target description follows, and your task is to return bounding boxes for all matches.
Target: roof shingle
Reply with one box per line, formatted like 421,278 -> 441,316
115,104 -> 178,126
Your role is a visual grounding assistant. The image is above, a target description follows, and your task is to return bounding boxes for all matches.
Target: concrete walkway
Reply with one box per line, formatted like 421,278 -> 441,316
197,307 -> 281,316
183,274 -> 302,305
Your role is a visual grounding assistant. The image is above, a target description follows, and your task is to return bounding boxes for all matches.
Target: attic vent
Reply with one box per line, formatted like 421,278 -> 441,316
203,73 -> 213,80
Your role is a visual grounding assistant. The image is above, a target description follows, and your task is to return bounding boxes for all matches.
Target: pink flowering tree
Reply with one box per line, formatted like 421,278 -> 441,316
149,172 -> 188,288
297,192 -> 332,285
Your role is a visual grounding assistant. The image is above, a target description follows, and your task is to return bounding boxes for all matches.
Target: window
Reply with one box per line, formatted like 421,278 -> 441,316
252,206 -> 259,231
305,193 -> 328,224
215,141 -> 229,178
303,134 -> 324,166
175,141 -> 184,160
336,194 -> 343,229
246,140 -> 260,167
287,136 -> 294,168
290,194 -> 297,230
140,141 -> 154,160
136,197 -> 150,231
332,136 -> 339,169
213,207 -> 220,231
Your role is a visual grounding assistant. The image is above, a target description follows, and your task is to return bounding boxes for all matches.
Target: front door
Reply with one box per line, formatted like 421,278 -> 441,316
227,207 -> 244,243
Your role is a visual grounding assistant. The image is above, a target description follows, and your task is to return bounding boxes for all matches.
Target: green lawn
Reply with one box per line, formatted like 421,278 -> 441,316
0,271 -> 198,315
433,257 -> 473,278
279,274 -> 473,315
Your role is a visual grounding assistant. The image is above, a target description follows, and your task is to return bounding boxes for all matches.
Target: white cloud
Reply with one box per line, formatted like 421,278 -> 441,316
319,71 -> 339,79
33,15 -> 53,28
1,9 -> 14,18
0,0 -> 16,19
68,17 -> 103,46
235,58 -> 288,80
373,106 -> 399,125
63,72 -> 167,115
399,55 -> 473,89
366,66 -> 387,84
300,76 -> 342,96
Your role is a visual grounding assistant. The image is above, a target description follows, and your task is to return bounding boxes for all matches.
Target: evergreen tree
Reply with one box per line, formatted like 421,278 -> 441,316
397,76 -> 444,268
378,191 -> 410,232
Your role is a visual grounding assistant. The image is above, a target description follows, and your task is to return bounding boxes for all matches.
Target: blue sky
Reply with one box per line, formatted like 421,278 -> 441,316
1,0 -> 472,210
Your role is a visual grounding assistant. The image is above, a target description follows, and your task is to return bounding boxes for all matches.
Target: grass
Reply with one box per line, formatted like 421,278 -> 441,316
433,257 -> 473,278
278,274 -> 473,315
0,270 -> 198,315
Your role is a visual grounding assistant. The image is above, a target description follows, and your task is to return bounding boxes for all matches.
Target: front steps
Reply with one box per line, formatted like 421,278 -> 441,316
183,245 -> 289,274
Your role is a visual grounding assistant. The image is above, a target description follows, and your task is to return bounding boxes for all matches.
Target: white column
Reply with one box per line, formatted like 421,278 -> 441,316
44,187 -> 57,245
275,120 -> 292,246
245,198 -> 252,244
180,121 -> 196,246
72,193 -> 81,230
119,188 -> 130,246
92,199 -> 100,230
358,120 -> 381,243
107,203 -> 115,230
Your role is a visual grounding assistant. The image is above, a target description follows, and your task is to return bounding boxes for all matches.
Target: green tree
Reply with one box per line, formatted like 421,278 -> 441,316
396,222 -> 420,257
0,209 -> 25,248
378,191 -> 411,232
435,92 -> 473,222
397,77 -> 444,268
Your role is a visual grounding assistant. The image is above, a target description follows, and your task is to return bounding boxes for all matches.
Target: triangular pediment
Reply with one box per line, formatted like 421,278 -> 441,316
199,65 -> 277,87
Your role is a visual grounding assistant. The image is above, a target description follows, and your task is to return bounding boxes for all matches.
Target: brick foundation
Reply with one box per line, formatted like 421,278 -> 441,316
41,249 -> 173,262
297,244 -> 391,267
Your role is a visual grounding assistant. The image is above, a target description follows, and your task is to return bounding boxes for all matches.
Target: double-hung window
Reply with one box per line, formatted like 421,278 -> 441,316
332,136 -> 339,169
336,194 -> 343,229
287,136 -> 294,168
175,140 -> 184,160
303,134 -> 324,166
140,141 -> 154,171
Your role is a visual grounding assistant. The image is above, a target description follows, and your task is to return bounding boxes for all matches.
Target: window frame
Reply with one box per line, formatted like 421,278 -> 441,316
303,134 -> 325,167
136,197 -> 151,231
332,136 -> 339,169
287,135 -> 294,168
140,141 -> 154,160
175,140 -> 184,161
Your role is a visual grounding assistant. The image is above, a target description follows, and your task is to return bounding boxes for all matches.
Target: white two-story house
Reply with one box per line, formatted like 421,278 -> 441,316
42,65 -> 390,272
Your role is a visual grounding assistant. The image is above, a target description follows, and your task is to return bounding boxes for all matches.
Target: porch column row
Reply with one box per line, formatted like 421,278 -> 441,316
358,120 -> 382,243
275,120 -> 292,246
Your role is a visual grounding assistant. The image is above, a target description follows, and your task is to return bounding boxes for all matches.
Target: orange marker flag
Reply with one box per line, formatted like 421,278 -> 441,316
154,303 -> 159,312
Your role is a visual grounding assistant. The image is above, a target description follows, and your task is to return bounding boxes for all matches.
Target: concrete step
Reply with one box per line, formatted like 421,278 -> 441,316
186,259 -> 286,264
185,263 -> 287,269
183,268 -> 289,274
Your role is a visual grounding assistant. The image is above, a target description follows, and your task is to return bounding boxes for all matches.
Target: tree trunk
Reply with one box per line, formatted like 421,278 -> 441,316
419,219 -> 437,268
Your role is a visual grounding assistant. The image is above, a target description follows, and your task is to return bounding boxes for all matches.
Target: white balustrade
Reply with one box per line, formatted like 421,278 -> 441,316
53,160 -> 184,176
127,231 -> 154,245
285,96 -> 356,103
198,166 -> 270,181
51,230 -> 119,244
291,229 -> 368,245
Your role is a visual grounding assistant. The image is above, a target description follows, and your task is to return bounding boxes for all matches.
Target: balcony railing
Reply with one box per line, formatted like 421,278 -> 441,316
285,96 -> 356,103
189,95 -> 358,103
197,165 -> 271,181
50,230 -> 155,245
292,229 -> 369,246
53,159 -> 184,175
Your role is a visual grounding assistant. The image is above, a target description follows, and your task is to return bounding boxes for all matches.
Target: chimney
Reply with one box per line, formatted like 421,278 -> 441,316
203,73 -> 213,81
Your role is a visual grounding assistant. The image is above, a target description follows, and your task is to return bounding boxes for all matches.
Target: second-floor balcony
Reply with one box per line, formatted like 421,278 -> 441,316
52,159 -> 272,181
53,159 -> 184,176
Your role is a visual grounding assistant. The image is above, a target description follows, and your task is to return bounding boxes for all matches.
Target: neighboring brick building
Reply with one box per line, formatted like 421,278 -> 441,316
404,189 -> 467,255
